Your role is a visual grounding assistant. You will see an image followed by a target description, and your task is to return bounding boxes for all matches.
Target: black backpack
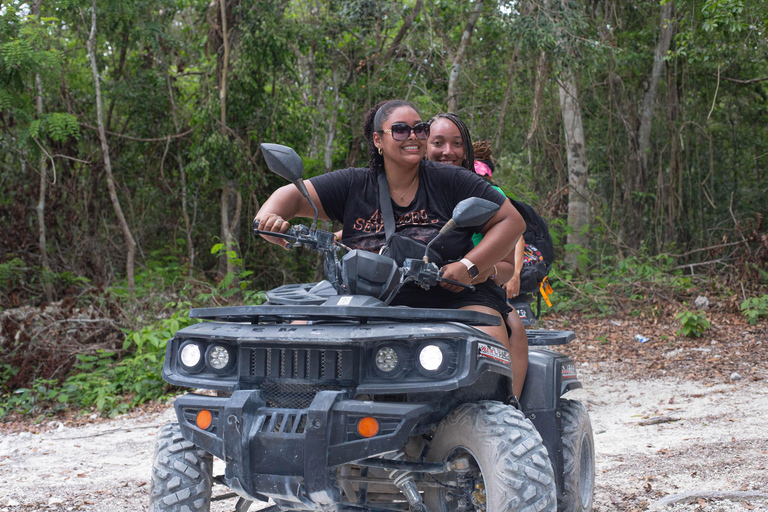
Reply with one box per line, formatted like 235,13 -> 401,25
509,199 -> 554,294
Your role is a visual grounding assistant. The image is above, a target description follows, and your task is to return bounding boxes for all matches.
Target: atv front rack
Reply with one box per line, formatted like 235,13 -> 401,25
189,305 -> 502,326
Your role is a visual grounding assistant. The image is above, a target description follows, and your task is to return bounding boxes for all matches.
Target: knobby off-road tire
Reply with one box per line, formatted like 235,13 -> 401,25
424,401 -> 557,512
149,422 -> 213,512
559,399 -> 595,512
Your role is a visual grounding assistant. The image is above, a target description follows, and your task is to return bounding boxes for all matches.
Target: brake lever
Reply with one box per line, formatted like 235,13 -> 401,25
437,276 -> 476,292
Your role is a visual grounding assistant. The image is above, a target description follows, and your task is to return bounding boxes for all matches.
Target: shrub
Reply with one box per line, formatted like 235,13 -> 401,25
675,311 -> 711,338
740,295 -> 768,325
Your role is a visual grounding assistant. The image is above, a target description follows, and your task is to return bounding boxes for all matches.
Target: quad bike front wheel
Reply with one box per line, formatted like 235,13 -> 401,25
149,422 -> 213,512
424,401 -> 557,512
559,399 -> 595,512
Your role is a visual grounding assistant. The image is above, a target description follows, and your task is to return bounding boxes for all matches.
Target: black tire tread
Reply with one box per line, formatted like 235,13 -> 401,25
426,401 -> 557,512
149,422 -> 213,512
559,399 -> 595,512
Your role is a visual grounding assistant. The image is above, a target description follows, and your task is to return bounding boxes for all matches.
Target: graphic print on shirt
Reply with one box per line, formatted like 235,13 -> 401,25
350,208 -> 441,253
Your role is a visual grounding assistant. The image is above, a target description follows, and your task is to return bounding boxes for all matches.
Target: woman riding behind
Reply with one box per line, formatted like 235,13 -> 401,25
426,112 -> 528,400
254,99 -> 524,350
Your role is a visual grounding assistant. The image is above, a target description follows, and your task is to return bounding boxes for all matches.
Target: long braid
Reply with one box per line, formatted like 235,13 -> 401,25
427,112 -> 474,170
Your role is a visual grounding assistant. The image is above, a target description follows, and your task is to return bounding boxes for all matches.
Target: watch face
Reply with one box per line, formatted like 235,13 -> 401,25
468,265 -> 479,278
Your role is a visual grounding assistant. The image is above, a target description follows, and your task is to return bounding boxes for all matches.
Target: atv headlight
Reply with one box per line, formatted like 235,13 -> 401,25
206,344 -> 236,374
418,344 -> 443,371
416,341 -> 456,376
179,340 -> 205,373
372,344 -> 411,378
375,346 -> 399,373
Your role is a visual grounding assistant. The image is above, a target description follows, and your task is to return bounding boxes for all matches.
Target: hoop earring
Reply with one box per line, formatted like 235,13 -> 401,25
378,147 -> 383,155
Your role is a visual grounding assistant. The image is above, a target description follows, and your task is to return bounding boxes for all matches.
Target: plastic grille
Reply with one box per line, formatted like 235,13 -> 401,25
260,381 -> 341,409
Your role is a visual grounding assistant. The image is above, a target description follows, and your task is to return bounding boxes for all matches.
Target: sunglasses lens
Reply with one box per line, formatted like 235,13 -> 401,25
390,123 -> 410,140
413,123 -> 430,140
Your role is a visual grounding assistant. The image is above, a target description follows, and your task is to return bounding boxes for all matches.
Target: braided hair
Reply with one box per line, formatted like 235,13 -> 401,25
363,99 -> 419,172
427,112 -> 474,170
472,140 -> 495,175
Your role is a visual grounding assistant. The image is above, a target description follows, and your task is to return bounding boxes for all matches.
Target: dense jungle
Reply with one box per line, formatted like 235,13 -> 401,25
0,0 -> 766,418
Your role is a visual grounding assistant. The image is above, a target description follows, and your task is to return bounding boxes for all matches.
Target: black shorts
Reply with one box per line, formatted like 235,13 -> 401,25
390,280 -> 512,320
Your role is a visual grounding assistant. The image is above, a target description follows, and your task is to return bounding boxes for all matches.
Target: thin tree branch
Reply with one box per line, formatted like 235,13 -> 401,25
80,123 -> 192,142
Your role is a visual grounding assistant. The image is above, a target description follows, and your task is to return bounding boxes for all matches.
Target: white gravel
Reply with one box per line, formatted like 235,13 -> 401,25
1,367 -> 767,512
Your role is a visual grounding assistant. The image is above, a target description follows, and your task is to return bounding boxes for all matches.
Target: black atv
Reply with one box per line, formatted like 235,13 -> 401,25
149,144 -> 595,512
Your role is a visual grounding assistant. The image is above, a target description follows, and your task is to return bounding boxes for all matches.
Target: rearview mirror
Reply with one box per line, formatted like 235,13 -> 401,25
451,197 -> 500,228
422,197 -> 501,262
260,143 -> 304,182
260,142 -> 319,229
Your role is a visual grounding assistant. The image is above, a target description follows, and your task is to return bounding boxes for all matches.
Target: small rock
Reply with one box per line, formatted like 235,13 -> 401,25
7,499 -> 20,507
48,498 -> 64,505
730,372 -> 742,381
695,296 -> 709,309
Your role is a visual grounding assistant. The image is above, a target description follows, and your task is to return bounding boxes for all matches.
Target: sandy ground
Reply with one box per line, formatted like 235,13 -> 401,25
1,366 -> 767,512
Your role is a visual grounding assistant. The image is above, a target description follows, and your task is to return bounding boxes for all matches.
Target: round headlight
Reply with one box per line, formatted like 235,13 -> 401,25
375,346 -> 399,373
207,345 -> 230,370
179,341 -> 205,373
205,344 -> 235,374
419,345 -> 444,371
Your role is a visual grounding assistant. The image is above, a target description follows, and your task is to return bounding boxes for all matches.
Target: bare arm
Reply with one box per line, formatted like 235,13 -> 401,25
254,181 -> 329,247
502,236 -> 525,297
440,200 -> 525,291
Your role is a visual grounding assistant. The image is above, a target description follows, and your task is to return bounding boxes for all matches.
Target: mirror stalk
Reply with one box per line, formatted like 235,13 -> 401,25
294,178 -> 319,231
423,219 -> 457,263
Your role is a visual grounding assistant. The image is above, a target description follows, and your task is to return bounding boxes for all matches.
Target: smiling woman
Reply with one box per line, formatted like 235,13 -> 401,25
254,99 -> 525,348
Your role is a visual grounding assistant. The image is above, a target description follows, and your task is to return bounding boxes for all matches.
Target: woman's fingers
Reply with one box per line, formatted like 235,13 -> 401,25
439,261 -> 473,293
254,214 -> 292,248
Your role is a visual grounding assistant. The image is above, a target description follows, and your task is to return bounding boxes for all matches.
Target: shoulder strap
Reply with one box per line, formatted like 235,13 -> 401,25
377,169 -> 396,242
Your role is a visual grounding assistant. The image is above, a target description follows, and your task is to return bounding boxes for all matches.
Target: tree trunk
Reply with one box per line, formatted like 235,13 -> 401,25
323,67 -> 341,174
626,0 -> 675,245
558,69 -> 590,269
446,0 -> 484,112
524,50 -> 547,149
381,0 -> 424,63
86,0 -> 137,293
492,42 -> 520,148
216,0 -> 240,277
166,73 -> 195,270
33,0 -> 52,303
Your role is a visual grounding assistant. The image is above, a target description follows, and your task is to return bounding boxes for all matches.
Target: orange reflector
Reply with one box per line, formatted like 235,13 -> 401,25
196,410 -> 213,430
357,417 -> 379,438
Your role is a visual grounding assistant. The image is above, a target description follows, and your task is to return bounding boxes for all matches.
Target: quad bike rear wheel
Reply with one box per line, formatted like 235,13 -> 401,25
559,399 -> 595,512
149,422 -> 213,512
424,401 -> 557,511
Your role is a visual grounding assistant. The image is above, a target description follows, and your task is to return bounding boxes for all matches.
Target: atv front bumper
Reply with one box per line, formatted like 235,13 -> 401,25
173,390 -> 436,507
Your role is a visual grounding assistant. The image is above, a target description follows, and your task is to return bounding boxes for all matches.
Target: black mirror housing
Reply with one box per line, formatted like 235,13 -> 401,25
451,197 -> 501,228
260,143 -> 304,182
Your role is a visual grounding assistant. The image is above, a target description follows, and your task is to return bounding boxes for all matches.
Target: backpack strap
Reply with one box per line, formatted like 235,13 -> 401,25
377,169 -> 396,243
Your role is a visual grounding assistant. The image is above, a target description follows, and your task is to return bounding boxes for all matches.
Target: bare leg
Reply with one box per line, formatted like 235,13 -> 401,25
460,306 -> 528,400
506,310 -> 528,399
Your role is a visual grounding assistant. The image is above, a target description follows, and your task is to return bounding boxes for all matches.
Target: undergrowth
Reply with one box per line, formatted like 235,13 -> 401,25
0,248 -> 265,420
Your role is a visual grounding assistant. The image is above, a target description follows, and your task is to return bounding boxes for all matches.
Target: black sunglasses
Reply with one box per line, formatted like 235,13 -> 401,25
382,122 -> 430,141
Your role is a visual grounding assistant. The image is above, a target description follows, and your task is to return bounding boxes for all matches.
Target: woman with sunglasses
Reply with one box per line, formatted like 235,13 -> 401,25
255,99 -> 524,350
426,113 -> 529,400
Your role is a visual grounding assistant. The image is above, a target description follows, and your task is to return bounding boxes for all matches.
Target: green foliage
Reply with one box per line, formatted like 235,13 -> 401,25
740,295 -> 768,325
675,310 -> 712,338
0,304 -> 200,419
547,253 -> 695,316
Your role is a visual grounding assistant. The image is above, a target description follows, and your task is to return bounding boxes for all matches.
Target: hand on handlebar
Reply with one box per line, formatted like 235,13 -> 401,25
254,213 -> 293,249
439,261 -> 475,293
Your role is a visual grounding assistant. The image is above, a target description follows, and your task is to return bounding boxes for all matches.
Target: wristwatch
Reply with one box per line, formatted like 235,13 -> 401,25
459,258 -> 480,279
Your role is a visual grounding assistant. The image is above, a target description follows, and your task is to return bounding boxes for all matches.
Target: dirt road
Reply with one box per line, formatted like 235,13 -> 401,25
1,366 -> 767,512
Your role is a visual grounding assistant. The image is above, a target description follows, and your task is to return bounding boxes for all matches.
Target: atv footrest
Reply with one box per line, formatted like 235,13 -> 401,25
526,329 -> 575,346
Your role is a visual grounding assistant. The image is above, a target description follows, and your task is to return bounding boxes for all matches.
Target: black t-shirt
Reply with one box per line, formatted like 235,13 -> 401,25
310,159 -> 506,263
